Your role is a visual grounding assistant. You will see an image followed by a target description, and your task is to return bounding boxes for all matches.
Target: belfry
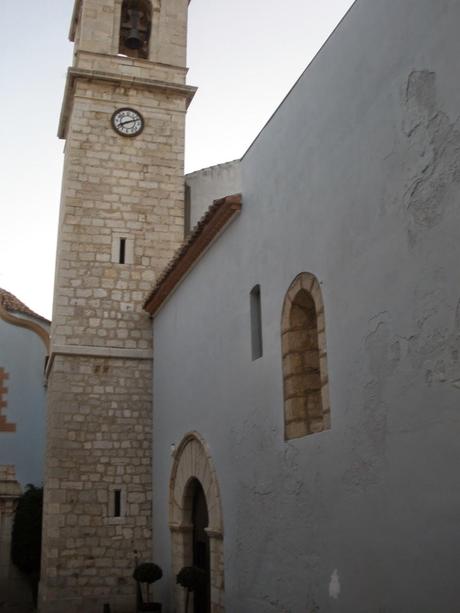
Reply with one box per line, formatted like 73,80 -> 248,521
39,1 -> 195,611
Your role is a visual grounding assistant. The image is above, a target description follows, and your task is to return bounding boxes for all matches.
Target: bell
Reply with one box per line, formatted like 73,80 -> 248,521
125,9 -> 144,50
125,27 -> 143,49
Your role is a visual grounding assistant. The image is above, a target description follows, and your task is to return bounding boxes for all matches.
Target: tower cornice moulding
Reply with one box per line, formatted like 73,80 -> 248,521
69,0 -> 82,42
75,50 -> 189,74
45,344 -> 153,379
58,67 -> 197,139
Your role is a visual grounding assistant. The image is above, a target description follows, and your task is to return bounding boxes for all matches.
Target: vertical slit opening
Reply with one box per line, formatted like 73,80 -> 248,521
119,238 -> 126,264
184,183 -> 191,237
250,284 -> 263,360
114,490 -> 122,517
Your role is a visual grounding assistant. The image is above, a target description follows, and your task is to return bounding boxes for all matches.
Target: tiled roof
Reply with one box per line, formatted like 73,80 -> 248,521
144,194 -> 242,316
0,288 -> 50,324
185,159 -> 240,179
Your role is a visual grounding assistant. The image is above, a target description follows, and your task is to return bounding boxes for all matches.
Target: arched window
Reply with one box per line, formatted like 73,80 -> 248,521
281,273 -> 330,439
119,0 -> 152,59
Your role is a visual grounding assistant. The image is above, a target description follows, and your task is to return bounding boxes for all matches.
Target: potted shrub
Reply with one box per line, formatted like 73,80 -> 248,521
176,566 -> 207,613
133,562 -> 163,612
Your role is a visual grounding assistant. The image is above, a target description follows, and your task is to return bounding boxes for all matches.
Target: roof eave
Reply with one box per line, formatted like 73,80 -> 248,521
144,194 -> 242,317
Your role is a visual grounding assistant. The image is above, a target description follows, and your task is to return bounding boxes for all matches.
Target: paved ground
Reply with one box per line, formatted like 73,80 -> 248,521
0,569 -> 35,613
0,603 -> 34,613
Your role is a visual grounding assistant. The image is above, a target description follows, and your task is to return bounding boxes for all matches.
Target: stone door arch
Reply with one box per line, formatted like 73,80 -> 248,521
169,432 -> 224,612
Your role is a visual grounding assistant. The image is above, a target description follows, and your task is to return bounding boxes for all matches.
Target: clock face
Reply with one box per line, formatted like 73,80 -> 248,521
111,108 -> 144,137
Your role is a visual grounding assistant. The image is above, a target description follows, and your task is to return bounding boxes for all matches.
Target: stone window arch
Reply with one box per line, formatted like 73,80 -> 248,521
169,432 -> 224,612
281,272 -> 330,439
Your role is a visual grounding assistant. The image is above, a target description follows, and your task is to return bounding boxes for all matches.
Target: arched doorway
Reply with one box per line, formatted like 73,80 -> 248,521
169,433 -> 224,612
190,479 -> 210,612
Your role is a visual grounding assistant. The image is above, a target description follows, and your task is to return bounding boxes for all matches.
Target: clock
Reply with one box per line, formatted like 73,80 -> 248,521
111,108 -> 144,137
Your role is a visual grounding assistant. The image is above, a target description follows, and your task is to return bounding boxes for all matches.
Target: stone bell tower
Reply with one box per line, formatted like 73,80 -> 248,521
39,1 -> 195,612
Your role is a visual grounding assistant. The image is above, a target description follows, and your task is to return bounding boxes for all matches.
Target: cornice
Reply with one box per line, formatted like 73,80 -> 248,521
45,344 -> 153,379
58,67 -> 197,139
69,0 -> 82,42
0,303 -> 50,353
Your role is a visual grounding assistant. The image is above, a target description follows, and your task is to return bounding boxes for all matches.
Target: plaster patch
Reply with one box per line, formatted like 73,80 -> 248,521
408,287 -> 450,368
306,598 -> 320,613
455,299 -> 460,333
365,313 -> 401,378
328,569 -> 340,599
402,71 -> 460,243
343,380 -> 388,492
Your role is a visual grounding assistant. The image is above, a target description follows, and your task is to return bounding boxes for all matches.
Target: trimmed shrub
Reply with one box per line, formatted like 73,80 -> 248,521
176,566 -> 207,591
176,566 -> 207,613
133,562 -> 163,584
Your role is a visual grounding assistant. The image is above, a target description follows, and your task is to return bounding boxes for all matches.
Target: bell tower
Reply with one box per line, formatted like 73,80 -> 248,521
39,1 -> 195,612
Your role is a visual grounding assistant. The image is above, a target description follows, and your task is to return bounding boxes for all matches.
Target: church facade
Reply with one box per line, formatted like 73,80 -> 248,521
40,0 -> 460,612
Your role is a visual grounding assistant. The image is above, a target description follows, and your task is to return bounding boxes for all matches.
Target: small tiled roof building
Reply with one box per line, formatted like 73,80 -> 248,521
0,288 -> 49,486
0,288 -> 49,605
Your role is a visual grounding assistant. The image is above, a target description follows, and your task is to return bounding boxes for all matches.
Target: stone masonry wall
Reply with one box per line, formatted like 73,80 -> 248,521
52,80 -> 186,349
73,0 -> 188,70
41,356 -> 153,613
41,2 -> 192,610
41,78 -> 188,613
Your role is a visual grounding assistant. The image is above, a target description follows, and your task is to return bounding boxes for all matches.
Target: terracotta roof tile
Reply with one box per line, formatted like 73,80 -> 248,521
0,288 -> 50,324
144,194 -> 242,316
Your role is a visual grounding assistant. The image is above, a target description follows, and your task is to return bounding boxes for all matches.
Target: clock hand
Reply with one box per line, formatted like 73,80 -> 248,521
119,118 -> 138,126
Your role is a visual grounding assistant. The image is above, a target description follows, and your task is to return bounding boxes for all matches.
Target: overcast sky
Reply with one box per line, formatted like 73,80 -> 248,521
0,0 -> 355,319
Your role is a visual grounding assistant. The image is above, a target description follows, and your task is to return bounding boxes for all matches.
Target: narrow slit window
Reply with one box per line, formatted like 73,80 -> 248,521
114,489 -> 122,517
119,238 -> 127,264
184,183 -> 191,237
250,284 -> 263,360
112,235 -> 133,264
